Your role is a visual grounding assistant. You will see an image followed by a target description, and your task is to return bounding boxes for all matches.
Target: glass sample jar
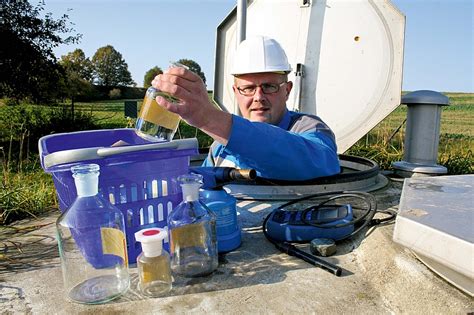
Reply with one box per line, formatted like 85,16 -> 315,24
135,86 -> 181,142
56,164 -> 130,304
135,228 -> 172,297
135,62 -> 188,142
167,174 -> 218,277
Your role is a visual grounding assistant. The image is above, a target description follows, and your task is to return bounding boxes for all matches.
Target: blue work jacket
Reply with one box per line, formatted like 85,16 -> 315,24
202,110 -> 340,181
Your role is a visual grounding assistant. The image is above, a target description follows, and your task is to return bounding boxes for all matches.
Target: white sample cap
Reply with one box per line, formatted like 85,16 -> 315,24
134,228 -> 168,257
178,173 -> 203,202
71,163 -> 100,197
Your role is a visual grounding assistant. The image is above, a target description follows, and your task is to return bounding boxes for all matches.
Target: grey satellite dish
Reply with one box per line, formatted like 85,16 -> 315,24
213,0 -> 405,153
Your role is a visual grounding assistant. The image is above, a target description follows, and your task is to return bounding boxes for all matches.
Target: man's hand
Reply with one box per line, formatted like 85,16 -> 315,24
151,66 -> 232,145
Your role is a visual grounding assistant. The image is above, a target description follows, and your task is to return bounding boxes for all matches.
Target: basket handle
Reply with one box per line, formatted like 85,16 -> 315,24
97,138 -> 198,157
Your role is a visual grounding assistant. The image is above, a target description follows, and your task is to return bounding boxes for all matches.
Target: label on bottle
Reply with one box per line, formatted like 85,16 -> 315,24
101,227 -> 128,267
170,223 -> 207,253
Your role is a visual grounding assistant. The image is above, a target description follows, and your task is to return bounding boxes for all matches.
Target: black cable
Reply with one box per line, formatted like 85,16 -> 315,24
262,191 -> 397,276
262,212 -> 343,276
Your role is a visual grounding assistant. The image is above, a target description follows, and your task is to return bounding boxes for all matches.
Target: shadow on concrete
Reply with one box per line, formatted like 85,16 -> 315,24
0,211 -> 60,276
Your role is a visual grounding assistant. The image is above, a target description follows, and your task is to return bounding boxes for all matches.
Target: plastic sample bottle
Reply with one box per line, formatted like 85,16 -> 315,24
55,163 -> 130,304
200,189 -> 241,253
134,228 -> 172,297
167,174 -> 218,277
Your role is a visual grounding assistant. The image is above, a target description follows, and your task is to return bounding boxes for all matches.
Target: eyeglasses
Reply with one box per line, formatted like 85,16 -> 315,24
236,82 -> 287,96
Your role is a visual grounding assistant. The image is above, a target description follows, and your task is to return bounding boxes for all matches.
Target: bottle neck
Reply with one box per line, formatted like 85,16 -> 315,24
142,241 -> 163,258
181,183 -> 200,202
74,173 -> 99,197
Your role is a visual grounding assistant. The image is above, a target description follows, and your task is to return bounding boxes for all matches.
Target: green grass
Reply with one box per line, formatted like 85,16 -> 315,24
1,156 -> 57,225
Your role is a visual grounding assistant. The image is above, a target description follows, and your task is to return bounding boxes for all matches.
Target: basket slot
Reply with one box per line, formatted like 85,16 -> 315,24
146,180 -> 153,199
119,184 -> 127,204
139,207 -> 146,225
126,209 -> 134,228
161,179 -> 168,196
147,205 -> 155,223
151,180 -> 158,198
130,184 -> 137,202
137,182 -> 146,201
106,186 -> 116,205
167,201 -> 173,215
158,203 -> 164,222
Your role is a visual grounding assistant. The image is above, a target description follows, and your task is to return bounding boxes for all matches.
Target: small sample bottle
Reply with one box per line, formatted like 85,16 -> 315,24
56,164 -> 130,304
135,228 -> 172,297
135,62 -> 188,142
168,174 -> 218,277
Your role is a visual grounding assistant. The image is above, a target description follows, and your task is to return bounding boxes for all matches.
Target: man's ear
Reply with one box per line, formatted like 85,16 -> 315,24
285,81 -> 293,99
232,85 -> 238,94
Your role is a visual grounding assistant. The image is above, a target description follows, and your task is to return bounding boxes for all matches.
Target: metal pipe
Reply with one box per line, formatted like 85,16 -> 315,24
392,90 -> 449,177
237,0 -> 247,44
292,63 -> 304,112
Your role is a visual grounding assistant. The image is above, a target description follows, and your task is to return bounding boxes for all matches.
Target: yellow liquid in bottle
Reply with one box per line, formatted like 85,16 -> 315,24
136,94 -> 181,141
137,253 -> 172,297
170,222 -> 217,277
170,222 -> 207,253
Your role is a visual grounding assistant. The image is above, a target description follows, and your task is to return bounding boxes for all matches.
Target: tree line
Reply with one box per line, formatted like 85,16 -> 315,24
0,0 -> 206,104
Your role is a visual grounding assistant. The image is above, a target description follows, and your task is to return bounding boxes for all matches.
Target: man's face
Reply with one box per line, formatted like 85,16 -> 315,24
233,72 -> 293,125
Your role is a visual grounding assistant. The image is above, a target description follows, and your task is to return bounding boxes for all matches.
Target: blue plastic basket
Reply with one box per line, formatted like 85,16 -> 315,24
39,128 -> 198,264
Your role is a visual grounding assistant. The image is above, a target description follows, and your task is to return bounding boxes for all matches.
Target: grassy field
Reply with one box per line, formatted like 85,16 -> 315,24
0,92 -> 472,224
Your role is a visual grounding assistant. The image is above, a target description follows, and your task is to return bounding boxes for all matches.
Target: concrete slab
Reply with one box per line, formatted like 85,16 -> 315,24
1,180 -> 473,314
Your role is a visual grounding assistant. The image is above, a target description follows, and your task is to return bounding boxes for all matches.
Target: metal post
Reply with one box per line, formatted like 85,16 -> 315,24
237,0 -> 247,44
392,90 -> 449,177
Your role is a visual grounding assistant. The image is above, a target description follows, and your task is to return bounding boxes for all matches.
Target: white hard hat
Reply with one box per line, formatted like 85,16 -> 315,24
231,36 -> 292,75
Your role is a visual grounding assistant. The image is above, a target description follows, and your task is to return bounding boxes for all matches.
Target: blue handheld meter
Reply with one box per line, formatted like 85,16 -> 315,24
265,204 -> 354,242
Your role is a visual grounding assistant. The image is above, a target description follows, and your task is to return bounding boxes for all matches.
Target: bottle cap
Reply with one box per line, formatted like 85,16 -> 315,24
71,163 -> 100,196
134,228 -> 168,257
178,173 -> 203,202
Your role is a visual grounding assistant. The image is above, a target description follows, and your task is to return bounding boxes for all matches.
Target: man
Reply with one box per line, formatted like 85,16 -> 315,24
152,36 -> 340,180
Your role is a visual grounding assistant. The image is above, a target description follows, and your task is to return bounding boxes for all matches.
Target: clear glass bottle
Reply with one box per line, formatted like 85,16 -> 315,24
135,86 -> 181,142
56,164 -> 130,304
168,174 -> 218,277
135,228 -> 172,297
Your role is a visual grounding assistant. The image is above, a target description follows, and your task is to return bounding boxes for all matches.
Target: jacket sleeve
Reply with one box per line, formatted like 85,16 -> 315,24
224,115 -> 340,180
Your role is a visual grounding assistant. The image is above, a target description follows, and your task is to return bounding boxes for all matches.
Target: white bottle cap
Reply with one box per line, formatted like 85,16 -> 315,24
181,183 -> 201,202
178,173 -> 203,202
134,228 -> 168,257
71,164 -> 100,197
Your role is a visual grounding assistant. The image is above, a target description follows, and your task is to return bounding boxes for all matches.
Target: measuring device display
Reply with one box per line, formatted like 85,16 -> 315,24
264,204 -> 354,242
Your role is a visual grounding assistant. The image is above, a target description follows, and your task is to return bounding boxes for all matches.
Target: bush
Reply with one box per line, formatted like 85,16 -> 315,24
0,104 -> 99,156
109,88 -> 121,99
0,103 -> 100,225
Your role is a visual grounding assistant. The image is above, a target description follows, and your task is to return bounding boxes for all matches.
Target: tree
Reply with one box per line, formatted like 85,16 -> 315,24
176,59 -> 206,85
91,45 -> 135,87
143,66 -> 163,88
60,49 -> 93,82
59,49 -> 94,115
0,0 -> 81,103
